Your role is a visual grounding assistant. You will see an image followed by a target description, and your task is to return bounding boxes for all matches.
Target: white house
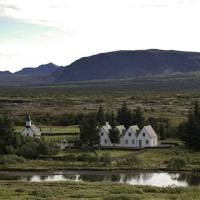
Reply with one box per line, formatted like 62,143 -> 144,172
137,125 -> 158,147
99,122 -> 112,147
122,125 -> 139,147
99,123 -> 158,148
21,115 -> 41,138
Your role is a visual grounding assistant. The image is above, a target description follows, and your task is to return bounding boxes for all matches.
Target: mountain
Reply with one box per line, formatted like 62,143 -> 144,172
0,71 -> 12,75
15,63 -> 61,76
0,63 -> 60,86
53,49 -> 200,82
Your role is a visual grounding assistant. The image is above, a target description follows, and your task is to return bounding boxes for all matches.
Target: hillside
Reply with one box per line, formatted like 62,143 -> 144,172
53,49 -> 200,82
0,63 -> 61,86
0,71 -> 12,75
15,63 -> 61,76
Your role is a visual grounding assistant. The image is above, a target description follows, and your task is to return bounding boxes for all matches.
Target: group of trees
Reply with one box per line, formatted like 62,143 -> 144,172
79,103 -> 172,147
177,102 -> 200,150
79,101 -> 200,150
2,101 -> 200,155
0,116 -> 55,158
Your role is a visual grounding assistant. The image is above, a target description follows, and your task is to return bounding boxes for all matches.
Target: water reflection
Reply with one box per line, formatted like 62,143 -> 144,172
0,171 -> 200,187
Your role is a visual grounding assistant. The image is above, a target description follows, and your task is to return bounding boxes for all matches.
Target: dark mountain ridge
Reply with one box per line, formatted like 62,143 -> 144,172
15,63 -> 61,76
53,49 -> 200,82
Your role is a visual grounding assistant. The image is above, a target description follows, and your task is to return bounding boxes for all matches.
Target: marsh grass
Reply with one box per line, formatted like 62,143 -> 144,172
0,181 -> 200,200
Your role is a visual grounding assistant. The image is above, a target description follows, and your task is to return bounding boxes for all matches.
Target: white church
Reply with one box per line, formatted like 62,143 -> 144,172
100,122 -> 158,148
21,115 -> 41,138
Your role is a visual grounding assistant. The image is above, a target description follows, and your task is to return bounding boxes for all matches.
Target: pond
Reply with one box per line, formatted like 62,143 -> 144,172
0,171 -> 200,187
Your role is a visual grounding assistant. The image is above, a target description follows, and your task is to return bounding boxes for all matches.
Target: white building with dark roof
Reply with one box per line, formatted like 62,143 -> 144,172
21,115 -> 41,139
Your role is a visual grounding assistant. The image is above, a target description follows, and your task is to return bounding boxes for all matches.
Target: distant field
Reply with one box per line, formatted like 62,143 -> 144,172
1,83 -> 200,126
15,125 -> 79,143
15,125 -> 79,134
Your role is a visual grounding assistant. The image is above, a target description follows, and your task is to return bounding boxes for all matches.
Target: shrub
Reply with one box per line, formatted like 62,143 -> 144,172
166,157 -> 186,170
121,155 -> 141,166
100,152 -> 111,165
63,154 -> 77,162
0,154 -> 26,164
77,153 -> 99,163
17,138 -> 49,159
29,188 -> 54,198
104,193 -> 138,200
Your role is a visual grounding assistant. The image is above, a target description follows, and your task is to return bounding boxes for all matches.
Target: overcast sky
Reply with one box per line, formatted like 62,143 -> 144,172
0,0 -> 200,72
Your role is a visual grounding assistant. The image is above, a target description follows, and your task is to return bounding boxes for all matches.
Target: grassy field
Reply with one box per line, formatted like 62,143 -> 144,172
1,86 -> 200,126
15,125 -> 79,143
15,125 -> 79,134
0,181 -> 199,200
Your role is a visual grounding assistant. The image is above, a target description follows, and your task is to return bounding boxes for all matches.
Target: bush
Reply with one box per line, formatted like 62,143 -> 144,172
104,193 -> 135,200
0,154 -> 26,164
121,155 -> 141,166
77,153 -> 99,163
29,188 -> 54,198
100,152 -> 111,165
166,156 -> 186,170
63,154 -> 77,162
17,139 -> 48,159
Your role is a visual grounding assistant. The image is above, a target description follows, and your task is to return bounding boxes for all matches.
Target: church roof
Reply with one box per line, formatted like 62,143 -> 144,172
30,124 -> 41,135
26,115 -> 31,121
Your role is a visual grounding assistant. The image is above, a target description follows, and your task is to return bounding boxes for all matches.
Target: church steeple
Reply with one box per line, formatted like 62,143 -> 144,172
25,115 -> 32,127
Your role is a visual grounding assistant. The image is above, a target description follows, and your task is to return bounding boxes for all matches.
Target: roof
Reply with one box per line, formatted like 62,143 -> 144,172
101,123 -> 111,133
115,125 -> 126,136
26,115 -> 31,121
129,125 -> 140,134
143,125 -> 157,138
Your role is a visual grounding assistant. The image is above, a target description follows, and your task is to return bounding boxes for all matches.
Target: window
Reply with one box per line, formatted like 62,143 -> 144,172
125,139 -> 128,144
143,133 -> 145,137
128,132 -> 131,136
132,139 -> 135,144
105,139 -> 107,144
146,140 -> 149,145
101,132 -> 104,136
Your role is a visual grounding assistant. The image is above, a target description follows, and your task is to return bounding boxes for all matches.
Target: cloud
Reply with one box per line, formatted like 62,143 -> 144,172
0,0 -> 200,72
0,0 -> 20,16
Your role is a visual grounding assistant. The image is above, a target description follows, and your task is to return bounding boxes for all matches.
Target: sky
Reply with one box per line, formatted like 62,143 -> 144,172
0,0 -> 200,72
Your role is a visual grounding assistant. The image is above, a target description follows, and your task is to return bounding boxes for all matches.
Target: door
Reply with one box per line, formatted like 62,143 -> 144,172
139,140 -> 142,147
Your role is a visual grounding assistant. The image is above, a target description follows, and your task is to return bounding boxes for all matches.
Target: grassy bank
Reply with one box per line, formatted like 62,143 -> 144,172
0,181 -> 199,200
1,147 -> 200,171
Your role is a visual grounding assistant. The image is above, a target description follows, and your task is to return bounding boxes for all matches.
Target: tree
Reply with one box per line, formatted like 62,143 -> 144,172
0,116 -> 16,154
147,117 -> 159,132
117,103 -> 132,128
179,101 -> 200,149
159,122 -> 166,140
79,113 -> 100,147
96,106 -> 106,126
132,107 -> 145,128
106,111 -> 118,127
109,128 -> 120,144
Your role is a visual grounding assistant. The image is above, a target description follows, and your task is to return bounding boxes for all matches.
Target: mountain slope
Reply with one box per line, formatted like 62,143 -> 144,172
15,63 -> 61,76
0,71 -> 12,75
53,49 -> 200,82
